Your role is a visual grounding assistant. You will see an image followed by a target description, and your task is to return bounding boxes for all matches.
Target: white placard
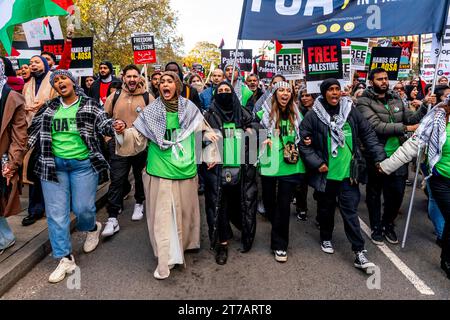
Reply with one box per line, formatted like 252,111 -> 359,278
22,17 -> 63,48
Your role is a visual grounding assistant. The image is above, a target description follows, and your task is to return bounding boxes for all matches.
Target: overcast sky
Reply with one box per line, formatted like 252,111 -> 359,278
170,0 -> 264,55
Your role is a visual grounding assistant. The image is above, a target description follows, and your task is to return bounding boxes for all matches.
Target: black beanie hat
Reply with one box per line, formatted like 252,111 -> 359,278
320,78 -> 341,97
99,60 -> 114,74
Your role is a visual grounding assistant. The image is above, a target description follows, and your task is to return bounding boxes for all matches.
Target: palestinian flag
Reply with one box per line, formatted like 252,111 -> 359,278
0,0 -> 70,55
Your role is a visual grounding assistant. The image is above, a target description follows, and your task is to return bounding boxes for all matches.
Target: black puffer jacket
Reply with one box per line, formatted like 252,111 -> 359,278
299,97 -> 386,192
203,102 -> 258,252
356,86 -> 427,175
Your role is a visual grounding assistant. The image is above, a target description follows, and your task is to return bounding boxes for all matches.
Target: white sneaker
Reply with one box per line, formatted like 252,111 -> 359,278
83,221 -> 102,253
321,240 -> 335,254
48,255 -> 77,283
132,203 -> 144,221
102,218 -> 120,237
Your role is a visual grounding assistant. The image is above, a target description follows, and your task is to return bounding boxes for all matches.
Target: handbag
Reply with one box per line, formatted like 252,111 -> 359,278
221,166 -> 241,186
345,140 -> 367,185
280,136 -> 299,164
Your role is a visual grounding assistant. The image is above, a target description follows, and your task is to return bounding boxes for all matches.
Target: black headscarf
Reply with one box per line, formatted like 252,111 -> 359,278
164,61 -> 184,84
405,85 -> 417,101
319,78 -> 341,117
30,55 -> 50,94
210,81 -> 243,127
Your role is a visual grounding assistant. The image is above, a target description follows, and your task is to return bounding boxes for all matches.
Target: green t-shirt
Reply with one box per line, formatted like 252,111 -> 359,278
435,123 -> 450,179
51,99 -> 90,160
146,112 -> 197,180
259,119 -> 306,177
327,122 -> 353,181
223,122 -> 242,167
383,103 -> 401,157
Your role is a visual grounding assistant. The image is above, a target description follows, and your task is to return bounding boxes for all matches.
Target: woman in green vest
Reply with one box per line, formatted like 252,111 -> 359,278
203,81 -> 258,265
380,95 -> 450,280
114,71 -> 219,280
257,81 -> 306,263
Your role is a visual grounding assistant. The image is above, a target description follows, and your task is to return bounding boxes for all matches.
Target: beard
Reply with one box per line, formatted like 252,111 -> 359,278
99,72 -> 111,80
373,84 -> 389,94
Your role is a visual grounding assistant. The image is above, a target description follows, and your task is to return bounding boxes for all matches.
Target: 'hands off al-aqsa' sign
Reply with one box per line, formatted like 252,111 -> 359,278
238,0 -> 449,40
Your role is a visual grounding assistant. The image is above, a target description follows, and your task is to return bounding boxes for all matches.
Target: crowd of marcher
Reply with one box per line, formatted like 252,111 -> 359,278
0,27 -> 449,284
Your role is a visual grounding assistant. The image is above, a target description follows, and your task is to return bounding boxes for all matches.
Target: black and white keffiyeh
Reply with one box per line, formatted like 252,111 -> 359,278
0,59 -> 7,95
133,96 -> 204,158
312,96 -> 353,157
260,81 -> 302,143
413,96 -> 449,177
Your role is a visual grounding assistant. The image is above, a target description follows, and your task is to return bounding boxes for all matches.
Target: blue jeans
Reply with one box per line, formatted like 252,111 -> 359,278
0,217 -> 15,249
426,181 -> 444,239
41,157 -> 99,258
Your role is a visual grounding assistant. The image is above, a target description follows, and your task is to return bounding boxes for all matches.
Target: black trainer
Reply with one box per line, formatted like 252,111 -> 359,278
354,250 -> 375,270
383,224 -> 399,244
296,211 -> 307,221
22,213 -> 44,226
371,228 -> 384,246
215,244 -> 228,265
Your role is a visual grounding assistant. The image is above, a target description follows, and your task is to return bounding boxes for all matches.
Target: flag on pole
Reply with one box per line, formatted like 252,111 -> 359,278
219,38 -> 225,49
0,0 -> 69,55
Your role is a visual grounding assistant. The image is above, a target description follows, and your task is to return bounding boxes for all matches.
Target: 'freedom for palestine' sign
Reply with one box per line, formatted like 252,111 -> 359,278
131,33 -> 157,64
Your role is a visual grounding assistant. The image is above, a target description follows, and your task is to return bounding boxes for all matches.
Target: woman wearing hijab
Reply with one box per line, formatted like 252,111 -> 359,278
203,81 -> 258,265
27,69 -> 120,283
256,81 -> 306,263
114,71 -> 219,279
405,85 -> 422,111
0,59 -> 28,255
21,55 -> 58,227
380,95 -> 450,280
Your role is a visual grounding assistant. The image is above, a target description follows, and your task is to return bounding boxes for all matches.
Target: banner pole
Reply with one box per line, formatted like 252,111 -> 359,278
144,64 -> 149,92
401,145 -> 423,249
430,36 -> 444,98
231,39 -> 241,85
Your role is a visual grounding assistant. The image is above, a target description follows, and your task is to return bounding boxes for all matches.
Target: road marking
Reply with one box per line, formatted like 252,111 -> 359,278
359,218 -> 435,296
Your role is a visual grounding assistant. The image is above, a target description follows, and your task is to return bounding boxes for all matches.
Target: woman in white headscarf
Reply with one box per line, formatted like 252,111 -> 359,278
114,71 -> 219,280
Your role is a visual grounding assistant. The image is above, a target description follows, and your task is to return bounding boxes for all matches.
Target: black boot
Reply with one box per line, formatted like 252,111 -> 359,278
215,243 -> 228,265
441,260 -> 450,279
22,213 -> 44,226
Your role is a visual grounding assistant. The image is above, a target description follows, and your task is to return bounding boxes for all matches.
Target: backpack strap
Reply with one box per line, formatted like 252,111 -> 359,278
143,91 -> 150,106
111,89 -> 122,116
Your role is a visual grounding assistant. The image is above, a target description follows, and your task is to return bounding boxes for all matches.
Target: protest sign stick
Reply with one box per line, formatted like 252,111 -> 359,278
401,145 -> 423,249
429,36 -> 444,111
231,39 -> 241,84
144,63 -> 149,92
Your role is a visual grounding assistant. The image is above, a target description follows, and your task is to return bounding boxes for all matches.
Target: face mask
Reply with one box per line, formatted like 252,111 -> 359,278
215,93 -> 233,109
31,69 -> 45,78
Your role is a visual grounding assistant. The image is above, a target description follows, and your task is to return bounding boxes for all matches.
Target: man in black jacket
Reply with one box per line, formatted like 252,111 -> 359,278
88,61 -> 121,106
357,68 -> 427,245
299,78 -> 386,272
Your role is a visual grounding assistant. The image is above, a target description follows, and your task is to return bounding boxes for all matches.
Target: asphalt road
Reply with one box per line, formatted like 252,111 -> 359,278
2,181 -> 450,300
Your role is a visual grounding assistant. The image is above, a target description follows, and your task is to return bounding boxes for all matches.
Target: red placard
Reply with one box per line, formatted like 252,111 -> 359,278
133,50 -> 156,64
